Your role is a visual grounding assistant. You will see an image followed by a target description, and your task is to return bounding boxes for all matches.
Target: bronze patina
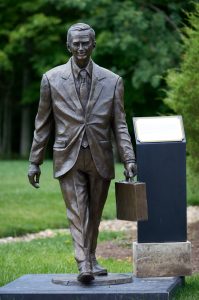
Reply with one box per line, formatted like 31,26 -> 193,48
28,23 -> 136,283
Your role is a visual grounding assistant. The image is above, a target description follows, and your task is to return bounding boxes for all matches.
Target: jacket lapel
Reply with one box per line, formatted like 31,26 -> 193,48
60,59 -> 82,111
86,62 -> 105,116
60,60 -> 106,114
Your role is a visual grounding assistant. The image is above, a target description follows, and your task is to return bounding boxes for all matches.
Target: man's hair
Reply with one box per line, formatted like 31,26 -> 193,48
67,23 -> 95,44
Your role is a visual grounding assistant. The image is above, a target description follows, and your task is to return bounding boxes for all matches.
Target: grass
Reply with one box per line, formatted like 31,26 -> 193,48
0,159 -> 198,299
0,231 -> 131,287
0,160 -> 65,237
0,160 -> 124,237
0,231 -> 199,300
186,164 -> 199,206
0,160 -> 198,237
173,275 -> 199,300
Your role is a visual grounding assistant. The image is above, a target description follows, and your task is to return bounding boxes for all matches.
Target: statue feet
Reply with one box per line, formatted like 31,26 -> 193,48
91,254 -> 108,276
77,261 -> 94,283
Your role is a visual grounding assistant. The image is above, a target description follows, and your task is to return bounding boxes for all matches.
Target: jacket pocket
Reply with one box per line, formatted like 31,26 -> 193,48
99,140 -> 112,149
53,140 -> 67,149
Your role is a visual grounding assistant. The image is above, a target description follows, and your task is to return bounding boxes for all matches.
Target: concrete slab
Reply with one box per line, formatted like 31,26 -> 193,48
0,273 -> 183,300
133,241 -> 192,277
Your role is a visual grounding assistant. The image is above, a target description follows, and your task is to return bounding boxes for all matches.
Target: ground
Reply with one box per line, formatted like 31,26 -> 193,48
188,222 -> 199,273
1,206 -> 198,274
97,221 -> 199,274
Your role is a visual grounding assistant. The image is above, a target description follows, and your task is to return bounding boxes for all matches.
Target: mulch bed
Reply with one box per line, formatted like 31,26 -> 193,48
188,221 -> 199,274
97,222 -> 199,274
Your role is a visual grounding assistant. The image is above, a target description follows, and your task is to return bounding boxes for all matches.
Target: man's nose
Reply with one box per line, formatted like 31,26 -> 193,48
79,43 -> 83,50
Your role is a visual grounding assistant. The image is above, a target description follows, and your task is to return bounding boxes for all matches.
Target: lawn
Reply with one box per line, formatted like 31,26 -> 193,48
0,160 -> 198,237
0,231 -> 131,287
0,160 -> 124,237
0,160 -> 199,299
173,275 -> 199,300
0,231 -> 199,300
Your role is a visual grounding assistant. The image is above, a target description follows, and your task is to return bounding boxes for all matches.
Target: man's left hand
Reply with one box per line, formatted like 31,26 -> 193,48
124,162 -> 137,180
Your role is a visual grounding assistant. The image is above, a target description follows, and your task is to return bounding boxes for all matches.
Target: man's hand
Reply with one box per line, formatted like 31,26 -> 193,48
28,163 -> 41,188
124,162 -> 137,180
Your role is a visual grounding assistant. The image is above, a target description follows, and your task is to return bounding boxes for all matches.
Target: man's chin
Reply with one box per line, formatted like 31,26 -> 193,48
77,55 -> 87,60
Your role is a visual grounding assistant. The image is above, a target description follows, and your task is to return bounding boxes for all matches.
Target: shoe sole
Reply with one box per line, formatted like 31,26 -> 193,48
93,270 -> 108,276
77,273 -> 95,283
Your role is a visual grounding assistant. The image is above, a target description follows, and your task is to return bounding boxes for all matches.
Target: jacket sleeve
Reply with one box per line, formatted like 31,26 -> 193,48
29,74 -> 53,165
111,76 -> 135,163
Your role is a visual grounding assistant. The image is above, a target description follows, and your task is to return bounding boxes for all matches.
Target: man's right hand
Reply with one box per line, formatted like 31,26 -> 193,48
28,163 -> 41,188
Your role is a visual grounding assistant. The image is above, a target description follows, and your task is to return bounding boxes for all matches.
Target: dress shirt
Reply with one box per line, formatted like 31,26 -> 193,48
71,57 -> 92,100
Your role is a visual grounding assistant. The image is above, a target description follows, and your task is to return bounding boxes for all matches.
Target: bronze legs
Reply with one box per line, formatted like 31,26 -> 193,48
59,147 -> 110,282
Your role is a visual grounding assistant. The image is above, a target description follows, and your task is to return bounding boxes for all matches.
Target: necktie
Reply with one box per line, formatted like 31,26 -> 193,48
79,69 -> 88,111
79,69 -> 89,148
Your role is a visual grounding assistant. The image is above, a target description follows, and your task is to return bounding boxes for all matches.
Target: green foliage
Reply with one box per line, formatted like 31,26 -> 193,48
0,0 -> 194,157
165,3 -> 199,200
0,50 -> 12,71
88,0 -> 191,124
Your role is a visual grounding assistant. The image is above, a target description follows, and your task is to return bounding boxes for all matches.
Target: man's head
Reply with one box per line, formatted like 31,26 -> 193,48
67,23 -> 96,68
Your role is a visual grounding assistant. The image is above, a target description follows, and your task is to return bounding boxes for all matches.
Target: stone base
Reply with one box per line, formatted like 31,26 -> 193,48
133,241 -> 192,277
0,274 -> 183,300
52,273 -> 133,286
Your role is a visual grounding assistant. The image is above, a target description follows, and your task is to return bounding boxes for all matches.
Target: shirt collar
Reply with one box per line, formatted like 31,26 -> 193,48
71,57 -> 92,79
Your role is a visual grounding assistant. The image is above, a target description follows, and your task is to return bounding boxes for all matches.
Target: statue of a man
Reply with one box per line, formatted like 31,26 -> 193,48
28,23 -> 136,283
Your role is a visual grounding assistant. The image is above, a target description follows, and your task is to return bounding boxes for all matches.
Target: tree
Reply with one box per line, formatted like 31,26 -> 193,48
0,0 -> 66,157
164,3 -> 199,202
0,0 -> 194,158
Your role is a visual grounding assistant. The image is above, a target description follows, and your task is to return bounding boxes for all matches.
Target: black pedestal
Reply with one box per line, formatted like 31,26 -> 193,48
136,141 -> 187,243
0,274 -> 183,300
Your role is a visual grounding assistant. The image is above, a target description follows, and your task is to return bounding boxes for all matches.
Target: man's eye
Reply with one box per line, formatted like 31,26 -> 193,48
73,43 -> 79,47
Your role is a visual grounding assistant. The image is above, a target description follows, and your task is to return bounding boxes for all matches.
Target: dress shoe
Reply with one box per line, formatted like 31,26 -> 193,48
77,261 -> 94,283
91,254 -> 108,276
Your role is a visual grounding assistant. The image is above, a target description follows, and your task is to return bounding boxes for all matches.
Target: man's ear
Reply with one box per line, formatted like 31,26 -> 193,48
93,41 -> 96,49
66,42 -> 71,53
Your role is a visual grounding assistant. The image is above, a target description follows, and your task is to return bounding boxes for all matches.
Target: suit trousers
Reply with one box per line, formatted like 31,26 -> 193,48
59,147 -> 110,265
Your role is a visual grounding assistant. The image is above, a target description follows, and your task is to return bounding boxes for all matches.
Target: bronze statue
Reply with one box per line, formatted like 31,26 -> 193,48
28,23 -> 136,283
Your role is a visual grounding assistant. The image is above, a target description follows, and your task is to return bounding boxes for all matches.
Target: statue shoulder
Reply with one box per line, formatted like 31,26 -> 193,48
93,63 -> 120,81
44,61 -> 70,81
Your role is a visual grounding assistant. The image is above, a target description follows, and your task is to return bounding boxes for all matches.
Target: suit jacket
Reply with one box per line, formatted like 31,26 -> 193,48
29,58 -> 135,179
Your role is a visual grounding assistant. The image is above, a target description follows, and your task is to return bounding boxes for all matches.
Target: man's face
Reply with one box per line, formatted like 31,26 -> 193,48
67,30 -> 95,67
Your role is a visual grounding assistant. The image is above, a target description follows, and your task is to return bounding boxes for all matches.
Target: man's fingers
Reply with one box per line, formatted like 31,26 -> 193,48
123,169 -> 128,178
124,169 -> 132,179
28,174 -> 34,186
28,173 -> 40,188
128,171 -> 134,178
36,173 -> 40,183
132,166 -> 137,177
124,163 -> 137,180
35,173 -> 40,188
34,182 -> 40,188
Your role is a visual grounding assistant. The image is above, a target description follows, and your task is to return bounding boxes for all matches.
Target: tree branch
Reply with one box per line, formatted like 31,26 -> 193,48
147,3 -> 183,39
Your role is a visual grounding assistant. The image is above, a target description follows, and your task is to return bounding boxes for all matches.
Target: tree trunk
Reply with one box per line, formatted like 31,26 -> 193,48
2,91 -> 12,157
20,67 -> 31,158
20,106 -> 31,157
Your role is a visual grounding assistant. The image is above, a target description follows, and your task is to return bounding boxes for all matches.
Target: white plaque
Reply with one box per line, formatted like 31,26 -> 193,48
133,116 -> 185,143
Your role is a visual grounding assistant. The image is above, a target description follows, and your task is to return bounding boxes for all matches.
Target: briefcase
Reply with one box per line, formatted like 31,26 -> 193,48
115,179 -> 148,221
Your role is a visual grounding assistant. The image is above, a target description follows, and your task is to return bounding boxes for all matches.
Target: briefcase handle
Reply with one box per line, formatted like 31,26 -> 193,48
124,175 -> 137,183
